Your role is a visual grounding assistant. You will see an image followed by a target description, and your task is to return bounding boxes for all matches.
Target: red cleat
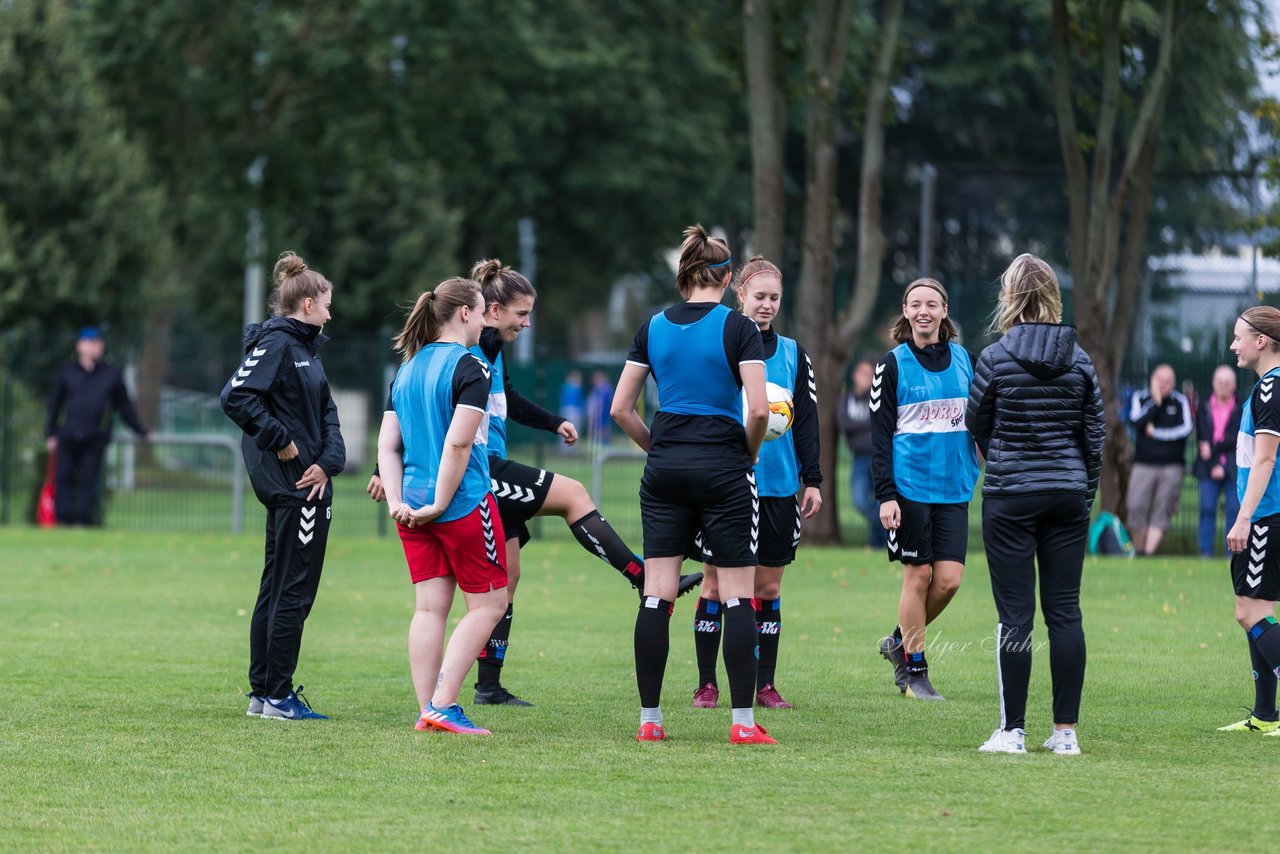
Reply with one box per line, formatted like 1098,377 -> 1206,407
636,722 -> 667,741
693,683 -> 719,708
730,723 -> 777,745
756,684 -> 793,709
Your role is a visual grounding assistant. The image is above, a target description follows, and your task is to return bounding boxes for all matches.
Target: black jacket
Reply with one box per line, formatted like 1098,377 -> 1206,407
966,323 -> 1104,503
1192,396 -> 1241,481
836,389 -> 873,456
1128,388 -> 1193,466
220,317 -> 345,507
46,360 -> 148,442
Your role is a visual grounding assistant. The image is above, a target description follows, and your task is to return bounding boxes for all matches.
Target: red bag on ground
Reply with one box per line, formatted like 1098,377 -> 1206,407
36,452 -> 56,528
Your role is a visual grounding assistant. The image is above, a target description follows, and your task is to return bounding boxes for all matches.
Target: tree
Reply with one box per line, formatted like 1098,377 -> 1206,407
744,0 -> 904,542
0,0 -> 168,382
1051,0 -> 1263,514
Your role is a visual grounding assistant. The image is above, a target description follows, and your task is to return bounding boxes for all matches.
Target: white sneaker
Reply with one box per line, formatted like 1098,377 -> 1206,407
1043,728 -> 1080,755
978,727 -> 1026,753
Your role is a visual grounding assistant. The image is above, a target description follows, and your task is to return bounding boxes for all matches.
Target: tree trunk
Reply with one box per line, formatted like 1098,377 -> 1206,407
793,0 -> 855,543
1051,0 -> 1179,519
743,0 -> 785,263
135,303 -> 176,468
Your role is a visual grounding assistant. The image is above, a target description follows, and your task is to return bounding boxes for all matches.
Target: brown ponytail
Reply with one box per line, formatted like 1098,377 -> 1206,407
676,224 -> 732,298
394,277 -> 482,361
471,258 -> 536,310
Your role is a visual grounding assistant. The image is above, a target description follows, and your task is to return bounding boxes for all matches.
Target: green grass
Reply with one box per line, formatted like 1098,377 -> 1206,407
1,527 -> 1275,852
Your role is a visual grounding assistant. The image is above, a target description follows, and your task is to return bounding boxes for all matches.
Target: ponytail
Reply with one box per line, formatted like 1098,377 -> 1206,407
394,278 -> 482,361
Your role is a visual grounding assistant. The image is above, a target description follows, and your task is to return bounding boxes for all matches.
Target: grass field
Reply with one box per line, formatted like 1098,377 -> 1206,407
1,526 -> 1275,852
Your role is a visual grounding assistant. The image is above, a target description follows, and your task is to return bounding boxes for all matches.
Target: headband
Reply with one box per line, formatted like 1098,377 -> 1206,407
740,268 -> 781,289
707,256 -> 732,269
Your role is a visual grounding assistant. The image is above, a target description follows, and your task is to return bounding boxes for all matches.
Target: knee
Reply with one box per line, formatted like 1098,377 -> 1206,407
901,569 -> 931,596
932,574 -> 962,600
756,580 -> 781,601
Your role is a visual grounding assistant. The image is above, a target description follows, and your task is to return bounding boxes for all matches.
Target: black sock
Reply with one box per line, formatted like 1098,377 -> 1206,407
892,624 -> 903,647
634,597 -> 673,708
570,510 -> 645,589
1249,632 -> 1279,721
722,598 -> 759,709
1249,617 -> 1280,719
755,597 -> 781,688
906,650 -> 928,675
693,597 -> 722,686
477,603 -> 513,687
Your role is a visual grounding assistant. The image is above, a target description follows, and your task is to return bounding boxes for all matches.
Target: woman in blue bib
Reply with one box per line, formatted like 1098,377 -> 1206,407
612,225 -> 776,745
872,278 -> 979,701
1217,307 -> 1280,736
689,255 -> 823,712
377,277 -> 510,735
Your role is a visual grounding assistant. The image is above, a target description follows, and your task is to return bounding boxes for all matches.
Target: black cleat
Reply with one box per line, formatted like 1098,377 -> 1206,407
879,636 -> 908,693
677,572 -> 704,598
903,671 -> 945,701
473,684 -> 533,706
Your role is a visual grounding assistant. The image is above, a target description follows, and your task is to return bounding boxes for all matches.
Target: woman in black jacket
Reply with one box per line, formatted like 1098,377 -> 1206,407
221,252 -> 346,721
966,253 -> 1104,755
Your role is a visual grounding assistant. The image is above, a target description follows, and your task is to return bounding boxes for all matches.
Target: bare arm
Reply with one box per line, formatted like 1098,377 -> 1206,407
740,361 -> 768,462
610,363 -> 652,452
376,412 -> 408,523
409,406 -> 485,525
1228,431 -> 1279,553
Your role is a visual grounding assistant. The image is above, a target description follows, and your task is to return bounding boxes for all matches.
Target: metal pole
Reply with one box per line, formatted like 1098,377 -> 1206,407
918,163 -> 937,278
516,216 -> 536,364
243,156 -> 267,330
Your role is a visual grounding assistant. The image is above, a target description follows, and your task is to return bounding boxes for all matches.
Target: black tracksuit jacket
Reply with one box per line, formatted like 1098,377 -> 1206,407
220,317 -> 346,507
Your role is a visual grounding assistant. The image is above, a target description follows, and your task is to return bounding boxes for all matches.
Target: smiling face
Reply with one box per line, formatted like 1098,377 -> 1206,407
902,285 -> 947,345
462,293 -> 486,347
739,273 -> 782,329
487,293 -> 534,343
1231,317 -> 1264,372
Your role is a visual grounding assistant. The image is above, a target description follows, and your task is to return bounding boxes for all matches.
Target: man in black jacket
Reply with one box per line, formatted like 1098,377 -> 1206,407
45,327 -> 150,525
1127,364 -> 1194,556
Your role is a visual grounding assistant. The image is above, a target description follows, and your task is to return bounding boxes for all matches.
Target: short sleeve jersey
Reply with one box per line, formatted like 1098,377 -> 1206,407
393,343 -> 492,523
626,301 -> 764,469
1238,367 -> 1280,520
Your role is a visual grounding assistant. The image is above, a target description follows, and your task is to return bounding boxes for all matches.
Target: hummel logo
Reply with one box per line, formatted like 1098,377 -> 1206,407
1258,526 -> 1271,535
252,347 -> 267,357
471,355 -> 490,379
231,378 -> 246,388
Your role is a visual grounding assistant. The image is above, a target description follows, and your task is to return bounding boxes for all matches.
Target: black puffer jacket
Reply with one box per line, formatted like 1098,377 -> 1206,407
221,317 -> 345,507
966,323 -> 1104,502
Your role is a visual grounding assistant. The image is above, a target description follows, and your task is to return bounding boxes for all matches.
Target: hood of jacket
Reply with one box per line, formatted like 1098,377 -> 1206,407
1000,323 -> 1078,381
241,316 -> 327,354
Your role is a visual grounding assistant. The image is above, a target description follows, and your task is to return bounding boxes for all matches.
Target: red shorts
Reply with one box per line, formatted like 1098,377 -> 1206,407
397,494 -> 508,593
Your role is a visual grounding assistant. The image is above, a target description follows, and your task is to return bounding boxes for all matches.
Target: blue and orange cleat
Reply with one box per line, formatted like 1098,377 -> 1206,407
636,722 -> 667,741
419,702 -> 491,735
730,722 -> 777,745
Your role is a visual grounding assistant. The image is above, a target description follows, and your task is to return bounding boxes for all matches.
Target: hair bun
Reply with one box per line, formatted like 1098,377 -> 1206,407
747,255 -> 766,264
470,258 -> 505,284
273,251 -> 309,282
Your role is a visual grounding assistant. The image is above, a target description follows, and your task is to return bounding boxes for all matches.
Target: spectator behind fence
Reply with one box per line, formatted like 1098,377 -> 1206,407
44,326 -> 150,526
837,359 -> 885,547
559,370 -> 585,452
1194,365 -> 1241,557
587,369 -> 614,442
1126,363 -> 1194,556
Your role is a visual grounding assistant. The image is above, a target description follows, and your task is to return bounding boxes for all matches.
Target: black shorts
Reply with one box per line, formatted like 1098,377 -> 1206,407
686,496 -> 801,567
887,496 -> 968,565
1232,515 -> 1280,599
488,456 -> 554,547
641,465 -> 758,567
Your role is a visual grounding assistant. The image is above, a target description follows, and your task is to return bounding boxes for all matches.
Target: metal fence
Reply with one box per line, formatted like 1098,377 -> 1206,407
0,327 -> 1245,553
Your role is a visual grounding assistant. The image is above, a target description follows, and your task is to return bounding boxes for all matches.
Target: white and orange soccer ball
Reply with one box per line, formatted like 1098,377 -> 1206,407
742,381 -> 794,442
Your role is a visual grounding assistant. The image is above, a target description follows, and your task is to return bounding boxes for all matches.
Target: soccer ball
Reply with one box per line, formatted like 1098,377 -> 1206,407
742,381 -> 794,442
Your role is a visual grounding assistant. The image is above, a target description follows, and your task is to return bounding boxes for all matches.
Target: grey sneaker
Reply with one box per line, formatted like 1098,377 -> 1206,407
246,693 -> 265,717
878,637 -> 908,693
904,671 -> 945,701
